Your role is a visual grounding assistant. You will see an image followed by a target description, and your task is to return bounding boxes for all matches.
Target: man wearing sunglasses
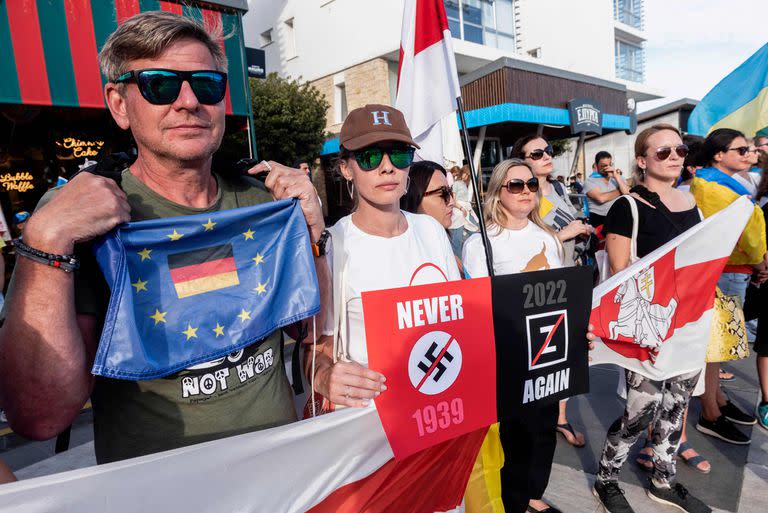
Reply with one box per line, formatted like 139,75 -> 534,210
584,151 -> 631,228
0,12 -> 327,464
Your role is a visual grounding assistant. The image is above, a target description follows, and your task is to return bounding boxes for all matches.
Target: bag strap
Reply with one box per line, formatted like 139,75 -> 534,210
630,185 -> 686,234
621,195 -> 640,263
327,223 -> 348,363
551,179 -> 566,197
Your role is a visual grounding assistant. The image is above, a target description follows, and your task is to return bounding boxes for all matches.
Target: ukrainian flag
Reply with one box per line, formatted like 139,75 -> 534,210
689,43 -> 768,136
691,168 -> 766,266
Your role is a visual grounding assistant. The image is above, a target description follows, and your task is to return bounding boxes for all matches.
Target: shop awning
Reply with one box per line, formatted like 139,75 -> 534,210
0,0 -> 250,116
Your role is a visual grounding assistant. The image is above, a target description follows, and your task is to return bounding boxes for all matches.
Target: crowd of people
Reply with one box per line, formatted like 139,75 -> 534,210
0,10 -> 766,513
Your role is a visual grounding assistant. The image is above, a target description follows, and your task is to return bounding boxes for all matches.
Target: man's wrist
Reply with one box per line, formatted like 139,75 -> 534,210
22,219 -> 75,255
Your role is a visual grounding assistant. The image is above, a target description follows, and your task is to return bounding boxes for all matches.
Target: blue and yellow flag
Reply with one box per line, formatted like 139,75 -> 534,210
691,168 -> 766,266
689,43 -> 768,136
91,199 -> 320,380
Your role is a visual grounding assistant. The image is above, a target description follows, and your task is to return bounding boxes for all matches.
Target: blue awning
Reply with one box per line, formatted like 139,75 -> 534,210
319,102 -> 631,155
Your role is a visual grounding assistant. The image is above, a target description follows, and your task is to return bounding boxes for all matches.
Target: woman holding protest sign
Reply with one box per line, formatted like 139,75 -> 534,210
309,105 -> 460,410
512,135 -> 592,450
462,158 -> 565,513
593,124 -> 710,513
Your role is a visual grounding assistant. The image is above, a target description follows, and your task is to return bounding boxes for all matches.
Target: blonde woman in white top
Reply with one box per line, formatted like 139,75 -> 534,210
463,159 -> 565,513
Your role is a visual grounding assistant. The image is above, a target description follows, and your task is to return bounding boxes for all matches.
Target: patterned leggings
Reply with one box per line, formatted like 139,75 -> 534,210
596,369 -> 701,486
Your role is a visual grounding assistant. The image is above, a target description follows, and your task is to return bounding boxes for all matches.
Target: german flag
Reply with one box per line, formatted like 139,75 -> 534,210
168,244 -> 239,299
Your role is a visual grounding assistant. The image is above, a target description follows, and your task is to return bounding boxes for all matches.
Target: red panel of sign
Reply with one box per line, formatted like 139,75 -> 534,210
362,278 -> 497,460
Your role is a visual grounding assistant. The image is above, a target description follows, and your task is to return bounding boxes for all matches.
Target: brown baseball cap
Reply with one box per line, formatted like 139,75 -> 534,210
340,104 -> 420,151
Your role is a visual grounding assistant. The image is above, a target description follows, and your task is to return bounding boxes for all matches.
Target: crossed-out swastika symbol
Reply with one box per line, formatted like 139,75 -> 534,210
408,330 -> 463,395
417,341 -> 454,382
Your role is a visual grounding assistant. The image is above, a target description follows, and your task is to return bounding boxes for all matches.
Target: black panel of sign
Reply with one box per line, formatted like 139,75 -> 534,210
492,266 -> 592,419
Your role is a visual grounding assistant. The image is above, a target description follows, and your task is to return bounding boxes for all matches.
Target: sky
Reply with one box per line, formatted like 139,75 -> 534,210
639,0 -> 766,112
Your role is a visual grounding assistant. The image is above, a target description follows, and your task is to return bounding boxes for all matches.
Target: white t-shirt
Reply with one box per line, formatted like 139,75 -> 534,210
325,211 -> 460,366
462,221 -> 564,278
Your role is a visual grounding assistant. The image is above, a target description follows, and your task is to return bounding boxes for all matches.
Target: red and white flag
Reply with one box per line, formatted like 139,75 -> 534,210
396,0 -> 462,165
589,197 -> 754,379
0,407 -> 485,513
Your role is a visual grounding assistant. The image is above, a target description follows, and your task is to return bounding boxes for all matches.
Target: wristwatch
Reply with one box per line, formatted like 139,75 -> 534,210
311,229 -> 330,257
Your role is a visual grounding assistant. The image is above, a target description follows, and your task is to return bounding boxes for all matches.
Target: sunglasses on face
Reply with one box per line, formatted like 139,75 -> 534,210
504,178 -> 539,194
526,145 -> 554,161
651,144 -> 689,160
424,185 -> 453,204
114,69 -> 228,105
725,146 -> 750,156
352,146 -> 415,171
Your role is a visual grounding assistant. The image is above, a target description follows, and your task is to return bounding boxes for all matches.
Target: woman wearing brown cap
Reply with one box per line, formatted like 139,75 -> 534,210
309,105 -> 461,411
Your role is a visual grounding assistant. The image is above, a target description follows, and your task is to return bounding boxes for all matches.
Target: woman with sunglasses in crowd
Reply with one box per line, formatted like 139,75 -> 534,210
401,161 -> 463,273
462,158 -> 565,513
690,128 -> 766,446
310,105 -> 460,412
511,135 -> 591,449
593,124 -> 711,513
401,160 -> 456,231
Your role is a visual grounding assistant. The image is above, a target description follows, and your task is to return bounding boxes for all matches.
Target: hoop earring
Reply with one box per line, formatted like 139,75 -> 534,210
404,176 -> 410,194
346,179 -> 355,200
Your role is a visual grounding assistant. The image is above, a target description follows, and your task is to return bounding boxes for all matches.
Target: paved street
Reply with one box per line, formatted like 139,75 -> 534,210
547,354 -> 767,513
1,352 -> 766,512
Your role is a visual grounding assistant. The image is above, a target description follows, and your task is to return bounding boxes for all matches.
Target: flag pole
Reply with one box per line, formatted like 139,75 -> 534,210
456,96 -> 494,278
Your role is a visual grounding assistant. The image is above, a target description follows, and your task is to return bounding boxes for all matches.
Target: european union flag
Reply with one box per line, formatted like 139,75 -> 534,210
689,43 -> 768,136
91,199 -> 320,380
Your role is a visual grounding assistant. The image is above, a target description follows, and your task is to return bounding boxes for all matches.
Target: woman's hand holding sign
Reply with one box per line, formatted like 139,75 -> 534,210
309,336 -> 387,408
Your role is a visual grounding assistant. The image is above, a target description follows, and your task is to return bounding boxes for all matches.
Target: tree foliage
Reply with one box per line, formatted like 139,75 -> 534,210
550,138 -> 572,158
250,73 -> 329,165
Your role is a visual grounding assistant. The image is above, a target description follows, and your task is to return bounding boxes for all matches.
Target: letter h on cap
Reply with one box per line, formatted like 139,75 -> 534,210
371,111 -> 391,126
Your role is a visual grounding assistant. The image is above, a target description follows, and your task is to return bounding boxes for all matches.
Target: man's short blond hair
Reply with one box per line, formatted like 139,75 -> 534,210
99,11 -> 227,82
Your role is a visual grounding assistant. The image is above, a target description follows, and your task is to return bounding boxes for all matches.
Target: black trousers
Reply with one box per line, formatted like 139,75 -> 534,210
499,403 -> 559,513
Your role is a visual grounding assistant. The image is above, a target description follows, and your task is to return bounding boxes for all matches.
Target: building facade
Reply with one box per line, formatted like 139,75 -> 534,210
244,0 -> 658,137
243,0 -> 660,218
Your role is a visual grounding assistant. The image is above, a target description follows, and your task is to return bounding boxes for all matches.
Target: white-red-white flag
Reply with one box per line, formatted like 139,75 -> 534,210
396,0 -> 462,165
0,405 -> 484,513
589,197 -> 754,379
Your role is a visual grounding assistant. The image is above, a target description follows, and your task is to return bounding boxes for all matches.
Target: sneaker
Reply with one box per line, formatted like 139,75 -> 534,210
720,400 -> 756,425
757,402 -> 768,432
593,480 -> 635,513
695,415 -> 750,444
647,481 -> 711,513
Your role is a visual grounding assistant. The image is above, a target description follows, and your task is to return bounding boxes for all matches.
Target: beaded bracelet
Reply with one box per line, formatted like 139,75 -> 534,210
13,238 -> 80,273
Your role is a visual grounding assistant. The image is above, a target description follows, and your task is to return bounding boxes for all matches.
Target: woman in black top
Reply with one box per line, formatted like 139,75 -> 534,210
593,124 -> 711,513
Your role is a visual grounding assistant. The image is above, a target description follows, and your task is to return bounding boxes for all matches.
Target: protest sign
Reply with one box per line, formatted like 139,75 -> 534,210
493,266 -> 592,417
363,277 -> 497,460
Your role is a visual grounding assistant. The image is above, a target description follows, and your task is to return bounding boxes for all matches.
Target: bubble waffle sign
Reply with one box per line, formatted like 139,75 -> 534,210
0,172 -> 35,192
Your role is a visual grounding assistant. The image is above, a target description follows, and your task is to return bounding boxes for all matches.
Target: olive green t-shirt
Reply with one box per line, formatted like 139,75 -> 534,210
77,170 -> 297,464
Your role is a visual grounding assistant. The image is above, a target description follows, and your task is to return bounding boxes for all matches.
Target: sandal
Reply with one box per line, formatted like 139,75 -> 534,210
635,443 -> 653,471
677,441 -> 711,474
556,422 -> 585,448
719,369 -> 735,382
